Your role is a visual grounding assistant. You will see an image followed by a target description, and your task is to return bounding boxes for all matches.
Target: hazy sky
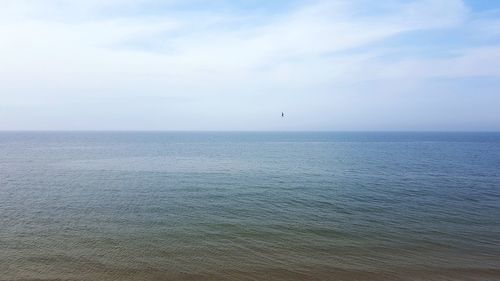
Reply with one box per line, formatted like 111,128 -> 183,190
1,0 -> 499,131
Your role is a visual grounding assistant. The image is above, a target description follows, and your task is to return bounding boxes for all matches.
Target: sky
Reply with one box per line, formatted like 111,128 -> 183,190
0,0 -> 499,131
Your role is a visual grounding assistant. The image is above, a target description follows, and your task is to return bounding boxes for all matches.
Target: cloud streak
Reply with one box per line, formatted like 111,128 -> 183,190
0,0 -> 499,130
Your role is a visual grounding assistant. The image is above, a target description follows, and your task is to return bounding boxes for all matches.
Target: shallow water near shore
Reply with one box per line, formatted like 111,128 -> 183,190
1,132 -> 500,281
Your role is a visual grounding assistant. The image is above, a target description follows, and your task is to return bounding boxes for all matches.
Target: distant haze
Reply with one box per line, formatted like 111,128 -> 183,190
1,0 -> 499,131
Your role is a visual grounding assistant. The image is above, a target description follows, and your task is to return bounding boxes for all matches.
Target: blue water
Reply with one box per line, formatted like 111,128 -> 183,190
1,132 -> 499,280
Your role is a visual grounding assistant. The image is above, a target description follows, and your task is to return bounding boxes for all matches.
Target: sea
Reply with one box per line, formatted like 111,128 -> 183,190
1,132 -> 499,281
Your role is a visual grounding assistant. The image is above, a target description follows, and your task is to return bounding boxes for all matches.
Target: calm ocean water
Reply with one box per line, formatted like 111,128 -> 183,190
1,132 -> 499,281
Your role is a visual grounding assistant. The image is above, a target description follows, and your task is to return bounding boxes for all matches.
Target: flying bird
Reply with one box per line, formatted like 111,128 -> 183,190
281,112 -> 284,118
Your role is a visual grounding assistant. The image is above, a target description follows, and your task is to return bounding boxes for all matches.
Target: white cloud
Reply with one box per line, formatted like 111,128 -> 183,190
0,0 -> 470,76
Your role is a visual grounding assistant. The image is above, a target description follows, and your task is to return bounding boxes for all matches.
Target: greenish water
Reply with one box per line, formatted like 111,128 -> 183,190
1,132 -> 500,280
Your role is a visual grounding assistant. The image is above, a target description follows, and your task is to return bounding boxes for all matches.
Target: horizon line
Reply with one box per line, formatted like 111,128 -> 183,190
1,130 -> 500,133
